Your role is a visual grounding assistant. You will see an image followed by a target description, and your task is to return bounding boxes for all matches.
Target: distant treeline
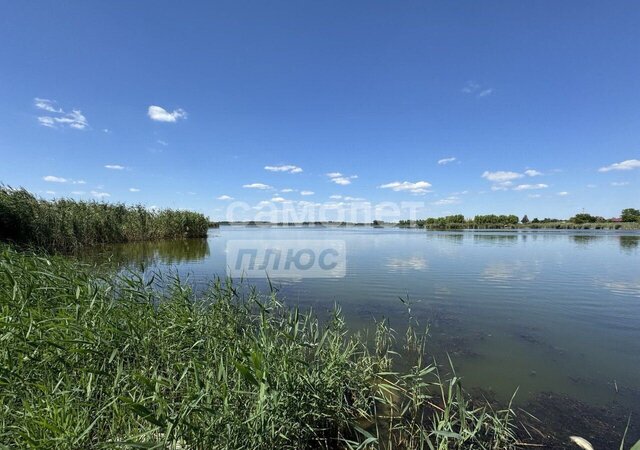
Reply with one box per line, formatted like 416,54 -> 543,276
0,187 -> 209,252
400,209 -> 640,230
400,214 -> 520,229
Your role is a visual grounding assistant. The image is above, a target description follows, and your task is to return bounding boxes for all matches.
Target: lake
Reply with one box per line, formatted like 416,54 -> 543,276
84,226 -> 640,412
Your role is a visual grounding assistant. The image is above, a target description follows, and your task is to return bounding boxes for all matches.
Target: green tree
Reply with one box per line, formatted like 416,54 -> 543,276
570,213 -> 598,224
621,208 -> 640,222
521,215 -> 530,224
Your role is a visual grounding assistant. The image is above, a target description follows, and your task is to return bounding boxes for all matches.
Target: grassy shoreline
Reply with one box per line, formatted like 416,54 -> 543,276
0,245 -> 518,449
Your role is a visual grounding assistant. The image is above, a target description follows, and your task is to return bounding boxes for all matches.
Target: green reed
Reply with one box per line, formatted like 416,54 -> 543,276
0,245 -> 518,449
0,186 -> 209,252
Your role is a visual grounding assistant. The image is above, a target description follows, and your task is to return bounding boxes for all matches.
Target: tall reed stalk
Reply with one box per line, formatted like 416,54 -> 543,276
0,245 -> 518,449
0,186 -> 209,252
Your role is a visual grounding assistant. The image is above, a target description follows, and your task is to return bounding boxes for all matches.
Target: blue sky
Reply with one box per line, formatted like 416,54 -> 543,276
0,1 -> 639,221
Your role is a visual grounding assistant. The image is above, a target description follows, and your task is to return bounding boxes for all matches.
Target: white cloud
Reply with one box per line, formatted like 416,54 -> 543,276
129,188 -> 141,192
598,159 -> 640,172
327,172 -> 357,185
528,194 -> 542,198
217,195 -> 234,200
105,164 -> 126,170
557,191 -> 569,196
329,195 -> 342,199
45,190 -> 56,195
43,175 -> 68,183
438,157 -> 457,165
587,184 -> 597,188
379,181 -> 432,195
513,183 -> 549,191
34,98 -> 62,113
482,171 -> 523,183
91,191 -> 110,198
35,98 -> 88,130
280,188 -> 294,193
271,196 -> 286,203
462,81 -> 480,93
300,190 -> 314,196
157,140 -> 168,146
243,183 -> 272,190
71,191 -> 85,195
344,196 -> 365,201
461,82 -> 494,98
432,196 -> 460,206
483,169 -> 545,191
147,105 -> 187,122
264,165 -> 303,173
611,181 -> 629,186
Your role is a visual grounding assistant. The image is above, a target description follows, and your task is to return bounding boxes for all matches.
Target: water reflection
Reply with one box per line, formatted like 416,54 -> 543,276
82,238 -> 210,268
473,233 -> 518,245
385,256 -> 428,271
619,235 -> 640,252
571,235 -> 603,245
432,233 -> 465,244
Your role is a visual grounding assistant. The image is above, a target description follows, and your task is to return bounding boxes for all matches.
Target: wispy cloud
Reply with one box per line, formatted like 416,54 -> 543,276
264,165 -> 303,174
327,172 -> 357,185
217,195 -> 234,200
43,175 -> 68,183
280,188 -> 295,193
598,159 -> 640,172
90,191 -> 110,199
300,190 -> 314,196
379,181 -> 432,195
43,175 -> 85,184
462,81 -> 480,93
437,157 -> 457,165
157,140 -> 168,146
34,98 -> 88,130
482,171 -> 523,183
129,188 -> 141,192
432,196 -> 460,206
147,105 -> 187,123
461,82 -> 494,99
271,196 -> 286,203
483,169 -> 543,191
557,191 -> 569,196
105,164 -> 126,170
243,183 -> 273,190
513,183 -> 549,191
611,181 -> 629,186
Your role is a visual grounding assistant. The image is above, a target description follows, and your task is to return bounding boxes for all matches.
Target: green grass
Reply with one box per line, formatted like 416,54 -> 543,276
0,186 -> 209,252
0,245 -> 518,449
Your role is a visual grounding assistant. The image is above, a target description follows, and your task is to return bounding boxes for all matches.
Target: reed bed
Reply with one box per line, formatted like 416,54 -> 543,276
0,245 -> 518,449
0,186 -> 209,252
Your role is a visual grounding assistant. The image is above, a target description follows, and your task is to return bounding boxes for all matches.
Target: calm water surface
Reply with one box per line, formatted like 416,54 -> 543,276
84,226 -> 640,409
